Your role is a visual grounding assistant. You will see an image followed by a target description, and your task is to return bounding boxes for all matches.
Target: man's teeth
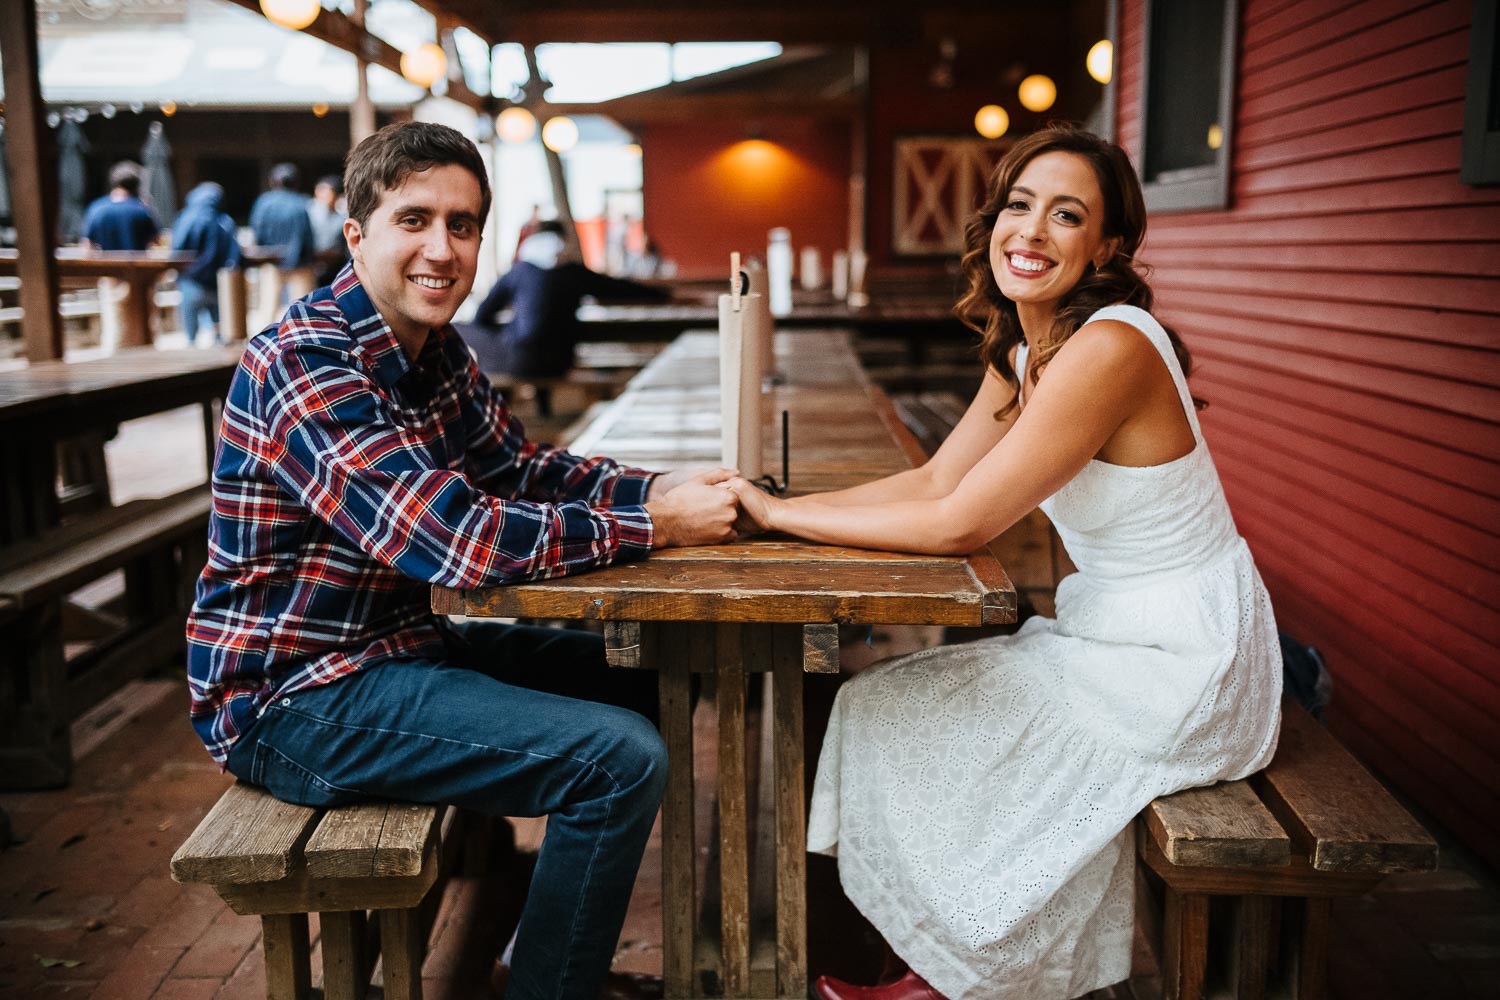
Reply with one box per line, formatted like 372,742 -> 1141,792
1009,255 -> 1051,272
410,276 -> 453,288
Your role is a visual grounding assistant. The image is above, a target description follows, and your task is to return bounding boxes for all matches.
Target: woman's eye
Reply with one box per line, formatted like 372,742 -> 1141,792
1056,210 -> 1081,224
1005,199 -> 1028,212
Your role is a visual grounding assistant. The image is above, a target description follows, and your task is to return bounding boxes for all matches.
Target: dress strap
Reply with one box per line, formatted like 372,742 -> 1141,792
1083,304 -> 1202,443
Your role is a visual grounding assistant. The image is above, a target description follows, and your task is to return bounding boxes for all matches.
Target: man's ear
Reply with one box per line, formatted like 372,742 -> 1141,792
343,217 -> 363,262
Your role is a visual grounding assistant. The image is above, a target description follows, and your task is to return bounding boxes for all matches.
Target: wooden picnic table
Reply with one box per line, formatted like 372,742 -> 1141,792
0,344 -> 241,545
434,329 -> 1015,999
0,247 -> 196,348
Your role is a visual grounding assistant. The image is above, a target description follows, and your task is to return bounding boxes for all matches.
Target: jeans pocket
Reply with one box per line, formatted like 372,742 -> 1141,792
251,739 -> 359,809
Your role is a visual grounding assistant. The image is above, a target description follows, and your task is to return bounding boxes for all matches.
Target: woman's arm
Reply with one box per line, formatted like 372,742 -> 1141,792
795,357 -> 1021,507
733,321 -> 1162,553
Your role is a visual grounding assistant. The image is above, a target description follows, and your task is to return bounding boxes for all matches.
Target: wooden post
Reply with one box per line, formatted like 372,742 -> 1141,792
0,0 -> 63,361
319,910 -> 369,1000
378,907 -> 425,1000
1163,887 -> 1209,1000
350,0 -> 377,146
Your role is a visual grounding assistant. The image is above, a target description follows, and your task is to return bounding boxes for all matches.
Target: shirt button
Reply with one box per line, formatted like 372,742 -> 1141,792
281,698 -> 292,706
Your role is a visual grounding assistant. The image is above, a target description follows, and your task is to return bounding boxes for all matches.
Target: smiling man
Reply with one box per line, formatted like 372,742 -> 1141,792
186,122 -> 737,1000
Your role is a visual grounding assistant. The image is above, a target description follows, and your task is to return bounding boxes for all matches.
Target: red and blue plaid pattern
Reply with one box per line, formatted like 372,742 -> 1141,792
187,267 -> 655,765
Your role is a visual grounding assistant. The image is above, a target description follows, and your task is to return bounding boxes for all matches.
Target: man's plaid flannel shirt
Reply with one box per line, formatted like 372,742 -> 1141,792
186,267 -> 656,765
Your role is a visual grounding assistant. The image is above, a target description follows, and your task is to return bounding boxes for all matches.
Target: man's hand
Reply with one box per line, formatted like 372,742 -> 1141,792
647,466 -> 736,501
644,469 -> 741,548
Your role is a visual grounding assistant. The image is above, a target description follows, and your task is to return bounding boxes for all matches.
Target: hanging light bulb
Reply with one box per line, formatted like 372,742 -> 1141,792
161,101 -> 178,117
312,102 -> 330,118
541,116 -> 579,153
259,0 -> 320,31
1087,40 -> 1113,85
974,104 -> 1009,139
400,43 -> 447,89
1018,74 -> 1056,112
497,106 -> 537,143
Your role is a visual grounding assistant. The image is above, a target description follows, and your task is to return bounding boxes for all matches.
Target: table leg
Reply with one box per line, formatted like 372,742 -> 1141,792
218,267 -> 248,342
717,623 -> 751,997
658,622 -> 698,998
772,625 -> 808,999
122,274 -> 153,348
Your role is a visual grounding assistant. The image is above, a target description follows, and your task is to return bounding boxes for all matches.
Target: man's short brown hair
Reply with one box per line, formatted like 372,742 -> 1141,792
343,122 -> 491,228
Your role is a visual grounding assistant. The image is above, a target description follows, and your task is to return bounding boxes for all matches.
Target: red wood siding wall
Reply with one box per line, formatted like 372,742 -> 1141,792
1118,0 -> 1500,866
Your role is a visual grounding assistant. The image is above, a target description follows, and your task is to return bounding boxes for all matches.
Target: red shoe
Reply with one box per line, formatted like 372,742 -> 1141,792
812,967 -> 950,1000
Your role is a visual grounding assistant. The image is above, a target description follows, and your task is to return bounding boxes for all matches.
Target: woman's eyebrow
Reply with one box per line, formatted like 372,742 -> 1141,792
1007,186 -> 1091,214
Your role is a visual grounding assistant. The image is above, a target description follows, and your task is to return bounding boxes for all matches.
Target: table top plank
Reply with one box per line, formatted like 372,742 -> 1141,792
0,346 -> 242,423
441,329 -> 1014,628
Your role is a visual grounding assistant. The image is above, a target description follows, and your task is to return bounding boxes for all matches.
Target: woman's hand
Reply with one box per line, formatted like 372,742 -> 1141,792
648,466 -> 736,501
725,476 -> 782,535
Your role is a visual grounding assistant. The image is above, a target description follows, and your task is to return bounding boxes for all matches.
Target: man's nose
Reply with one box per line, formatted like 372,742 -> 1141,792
423,228 -> 456,260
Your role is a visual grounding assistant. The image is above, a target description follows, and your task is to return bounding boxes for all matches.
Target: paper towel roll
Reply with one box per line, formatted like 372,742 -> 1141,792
719,293 -> 765,479
767,228 -> 794,317
800,246 -> 822,290
831,250 -> 849,301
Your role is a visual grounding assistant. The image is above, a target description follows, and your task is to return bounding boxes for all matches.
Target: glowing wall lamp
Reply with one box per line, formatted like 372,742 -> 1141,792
542,116 -> 579,153
1018,74 -> 1056,113
974,104 -> 1010,139
259,0 -> 320,31
1087,40 -> 1113,84
400,43 -> 447,89
497,106 -> 537,143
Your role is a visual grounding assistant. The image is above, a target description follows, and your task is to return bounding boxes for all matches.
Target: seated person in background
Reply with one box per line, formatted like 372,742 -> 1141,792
308,173 -> 350,287
187,122 -> 740,1000
458,220 -> 669,377
81,161 -> 160,251
170,182 -> 241,345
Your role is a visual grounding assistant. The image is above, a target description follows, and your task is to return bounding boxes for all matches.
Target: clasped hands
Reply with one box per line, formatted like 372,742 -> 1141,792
643,467 -> 782,548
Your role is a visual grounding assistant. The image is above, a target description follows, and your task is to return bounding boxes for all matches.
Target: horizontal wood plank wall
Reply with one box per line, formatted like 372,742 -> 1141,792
1117,0 -> 1500,867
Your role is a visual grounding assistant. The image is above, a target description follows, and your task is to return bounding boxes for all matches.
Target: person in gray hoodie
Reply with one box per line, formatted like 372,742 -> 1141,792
170,182 -> 241,344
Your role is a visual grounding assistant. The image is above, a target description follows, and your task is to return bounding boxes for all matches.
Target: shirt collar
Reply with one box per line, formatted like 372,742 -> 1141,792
330,262 -> 454,388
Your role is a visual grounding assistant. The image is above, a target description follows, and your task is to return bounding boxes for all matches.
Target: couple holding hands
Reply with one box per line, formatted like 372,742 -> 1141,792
186,119 -> 1279,1000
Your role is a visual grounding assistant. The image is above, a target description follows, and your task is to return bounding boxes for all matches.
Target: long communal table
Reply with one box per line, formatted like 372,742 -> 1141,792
0,248 -> 195,349
434,329 -> 1016,999
0,345 -> 241,543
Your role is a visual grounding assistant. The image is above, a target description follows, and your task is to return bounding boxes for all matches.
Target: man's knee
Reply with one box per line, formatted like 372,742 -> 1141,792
599,707 -> 669,803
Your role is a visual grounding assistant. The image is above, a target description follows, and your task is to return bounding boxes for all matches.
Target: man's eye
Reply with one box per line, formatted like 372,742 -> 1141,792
400,216 -> 422,227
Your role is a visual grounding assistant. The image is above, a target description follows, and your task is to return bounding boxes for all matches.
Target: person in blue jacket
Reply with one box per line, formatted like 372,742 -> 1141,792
249,162 -> 314,271
459,220 -> 669,377
170,182 -> 241,344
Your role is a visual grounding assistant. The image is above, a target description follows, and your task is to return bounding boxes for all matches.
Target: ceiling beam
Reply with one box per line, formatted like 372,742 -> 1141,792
221,0 -> 487,113
541,92 -> 859,124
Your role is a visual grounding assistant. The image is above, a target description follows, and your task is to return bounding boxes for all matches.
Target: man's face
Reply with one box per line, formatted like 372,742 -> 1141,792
344,164 -> 482,352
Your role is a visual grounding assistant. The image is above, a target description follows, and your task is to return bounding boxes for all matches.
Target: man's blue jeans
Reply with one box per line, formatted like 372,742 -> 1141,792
225,621 -> 667,1000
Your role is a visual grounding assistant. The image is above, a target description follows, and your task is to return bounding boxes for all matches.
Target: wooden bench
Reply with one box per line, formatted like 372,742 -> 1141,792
172,782 -> 459,1000
0,484 -> 212,786
1137,700 -> 1438,1000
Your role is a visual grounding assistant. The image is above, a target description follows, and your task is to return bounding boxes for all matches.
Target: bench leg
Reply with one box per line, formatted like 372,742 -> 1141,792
321,910 -> 370,1000
262,913 -> 312,1000
1162,887 -> 1209,1000
379,906 -> 425,1000
1230,895 -> 1274,1000
1290,897 -> 1332,1000
0,600 -> 70,789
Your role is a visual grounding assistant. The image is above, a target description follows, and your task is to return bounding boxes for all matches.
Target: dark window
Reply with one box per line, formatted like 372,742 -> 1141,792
1139,0 -> 1238,212
1463,0 -> 1500,185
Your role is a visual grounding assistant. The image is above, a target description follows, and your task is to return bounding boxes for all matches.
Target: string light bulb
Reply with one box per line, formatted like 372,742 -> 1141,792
541,116 -> 579,153
974,104 -> 1009,139
497,106 -> 537,143
1018,74 -> 1056,112
259,0 -> 320,31
1087,40 -> 1113,84
400,43 -> 447,89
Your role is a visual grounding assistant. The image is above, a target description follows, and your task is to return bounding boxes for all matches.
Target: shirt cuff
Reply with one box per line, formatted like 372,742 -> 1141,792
608,504 -> 654,559
606,467 -> 656,507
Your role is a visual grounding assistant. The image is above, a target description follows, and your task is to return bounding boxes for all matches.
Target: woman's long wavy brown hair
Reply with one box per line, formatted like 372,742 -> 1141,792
955,123 -> 1195,417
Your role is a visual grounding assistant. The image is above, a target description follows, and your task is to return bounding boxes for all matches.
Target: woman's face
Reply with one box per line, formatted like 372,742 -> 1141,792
989,150 -> 1118,321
